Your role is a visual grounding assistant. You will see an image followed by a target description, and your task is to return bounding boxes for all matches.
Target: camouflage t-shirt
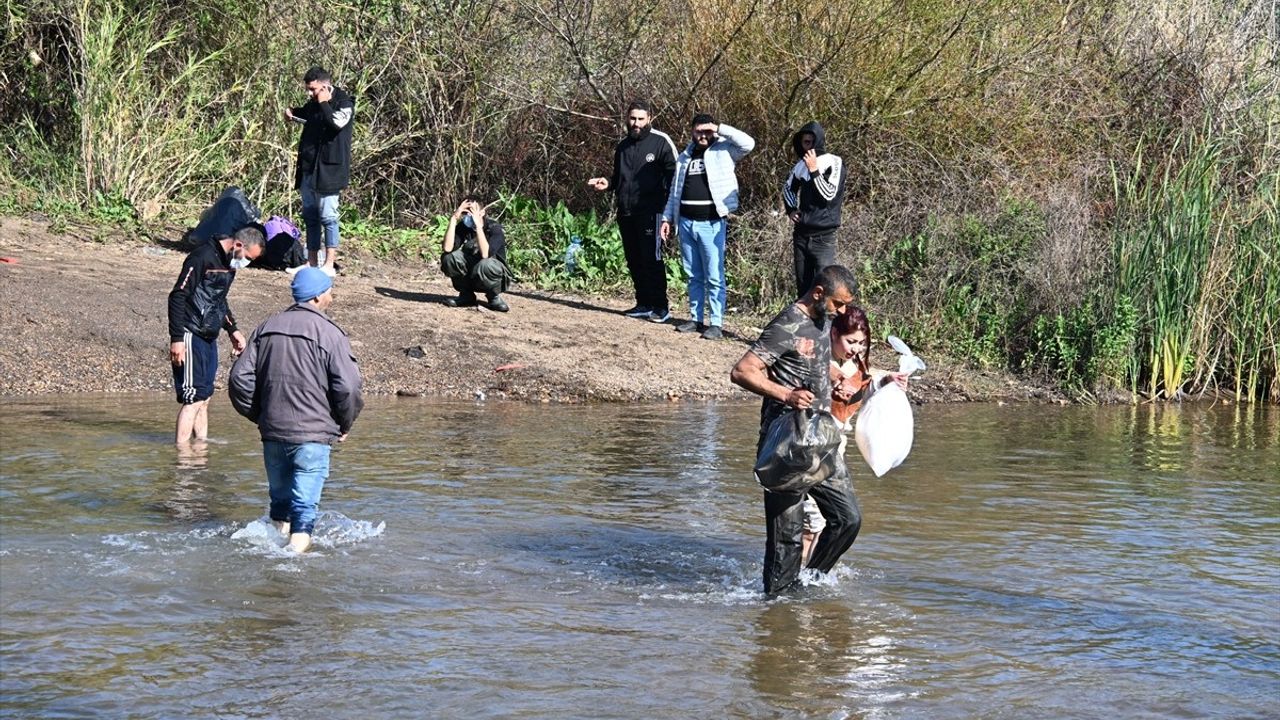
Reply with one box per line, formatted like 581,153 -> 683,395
748,302 -> 833,435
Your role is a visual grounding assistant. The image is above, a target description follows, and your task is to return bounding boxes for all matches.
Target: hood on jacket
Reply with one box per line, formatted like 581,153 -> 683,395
792,121 -> 827,158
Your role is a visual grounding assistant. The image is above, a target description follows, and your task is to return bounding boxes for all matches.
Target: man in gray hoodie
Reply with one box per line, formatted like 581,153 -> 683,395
229,267 -> 364,552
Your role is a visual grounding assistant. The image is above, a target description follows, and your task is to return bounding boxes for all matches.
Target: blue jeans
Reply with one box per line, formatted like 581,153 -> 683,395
678,217 -> 727,327
300,174 -> 340,253
263,441 -> 330,535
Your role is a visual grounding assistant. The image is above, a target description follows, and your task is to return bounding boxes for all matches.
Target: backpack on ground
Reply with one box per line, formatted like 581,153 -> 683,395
252,215 -> 306,271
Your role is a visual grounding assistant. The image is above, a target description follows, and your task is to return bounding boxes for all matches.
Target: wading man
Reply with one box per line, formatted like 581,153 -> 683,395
229,267 -> 364,553
167,225 -> 265,444
587,99 -> 677,323
284,65 -> 355,276
730,265 -> 859,594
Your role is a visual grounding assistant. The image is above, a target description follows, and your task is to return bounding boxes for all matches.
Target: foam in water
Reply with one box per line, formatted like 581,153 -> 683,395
230,511 -> 385,555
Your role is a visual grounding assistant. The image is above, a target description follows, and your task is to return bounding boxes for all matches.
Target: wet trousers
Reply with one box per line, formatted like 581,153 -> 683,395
762,467 -> 861,594
263,441 -> 330,536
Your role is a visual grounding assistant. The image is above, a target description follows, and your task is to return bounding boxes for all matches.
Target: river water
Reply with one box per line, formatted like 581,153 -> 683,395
1,395 -> 1277,719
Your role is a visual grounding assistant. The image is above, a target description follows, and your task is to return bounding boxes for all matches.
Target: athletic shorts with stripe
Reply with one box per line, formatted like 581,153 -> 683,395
172,331 -> 218,404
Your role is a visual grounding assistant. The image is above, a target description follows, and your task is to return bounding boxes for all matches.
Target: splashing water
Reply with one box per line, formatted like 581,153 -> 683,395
230,510 -> 386,555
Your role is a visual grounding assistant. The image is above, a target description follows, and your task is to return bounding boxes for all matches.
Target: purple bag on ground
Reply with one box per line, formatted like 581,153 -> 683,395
263,215 -> 301,242
252,215 -> 306,271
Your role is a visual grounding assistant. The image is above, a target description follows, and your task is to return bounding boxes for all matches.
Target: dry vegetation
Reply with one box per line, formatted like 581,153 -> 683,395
3,0 -> 1277,401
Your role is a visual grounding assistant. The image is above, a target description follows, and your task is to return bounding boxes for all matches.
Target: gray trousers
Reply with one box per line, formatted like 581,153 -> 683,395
441,250 -> 508,297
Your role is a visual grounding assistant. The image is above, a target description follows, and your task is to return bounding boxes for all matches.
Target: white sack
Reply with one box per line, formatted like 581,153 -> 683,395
854,336 -> 926,477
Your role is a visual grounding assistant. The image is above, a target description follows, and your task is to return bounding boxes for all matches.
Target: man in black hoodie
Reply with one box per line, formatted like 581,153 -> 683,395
782,121 -> 846,295
588,100 -> 678,323
284,66 -> 355,276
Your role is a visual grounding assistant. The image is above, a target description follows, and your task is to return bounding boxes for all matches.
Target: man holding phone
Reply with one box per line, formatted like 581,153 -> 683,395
284,66 -> 355,277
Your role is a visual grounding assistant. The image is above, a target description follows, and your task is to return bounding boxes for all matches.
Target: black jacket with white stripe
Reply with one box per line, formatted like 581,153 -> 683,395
610,126 -> 678,218
782,121 -> 846,233
292,86 -> 355,195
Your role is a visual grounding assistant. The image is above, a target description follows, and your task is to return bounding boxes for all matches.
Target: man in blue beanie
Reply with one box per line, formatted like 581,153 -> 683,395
229,267 -> 364,552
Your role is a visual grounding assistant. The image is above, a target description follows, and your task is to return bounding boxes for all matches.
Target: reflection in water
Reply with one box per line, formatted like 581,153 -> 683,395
175,441 -> 209,470
0,396 -> 1276,719
153,441 -> 221,523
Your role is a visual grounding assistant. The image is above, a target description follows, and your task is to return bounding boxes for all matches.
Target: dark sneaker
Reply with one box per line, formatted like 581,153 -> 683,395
487,295 -> 510,313
623,305 -> 653,318
675,320 -> 703,333
648,309 -> 671,323
700,325 -> 723,340
445,293 -> 478,308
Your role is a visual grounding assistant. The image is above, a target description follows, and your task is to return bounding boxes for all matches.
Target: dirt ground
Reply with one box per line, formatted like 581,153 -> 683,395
0,216 -> 1066,404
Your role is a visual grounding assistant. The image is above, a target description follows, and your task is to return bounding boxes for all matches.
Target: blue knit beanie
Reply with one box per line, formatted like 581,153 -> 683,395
291,267 -> 333,303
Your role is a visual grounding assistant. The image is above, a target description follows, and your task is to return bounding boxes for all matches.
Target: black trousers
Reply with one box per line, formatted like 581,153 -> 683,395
619,213 -> 668,311
762,466 -> 861,594
792,228 -> 838,296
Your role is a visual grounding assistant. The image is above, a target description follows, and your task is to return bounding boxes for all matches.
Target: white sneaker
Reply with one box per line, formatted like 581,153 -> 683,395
320,265 -> 337,278
285,264 -> 307,275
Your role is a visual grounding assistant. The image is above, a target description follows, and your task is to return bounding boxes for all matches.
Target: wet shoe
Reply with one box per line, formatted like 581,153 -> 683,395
648,309 -> 671,323
623,305 -> 653,318
487,295 -> 510,312
700,325 -> 723,340
445,293 -> 479,308
675,320 -> 703,333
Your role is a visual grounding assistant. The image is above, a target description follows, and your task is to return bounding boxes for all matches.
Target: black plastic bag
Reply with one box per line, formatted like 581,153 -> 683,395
181,187 -> 261,250
754,409 -> 846,493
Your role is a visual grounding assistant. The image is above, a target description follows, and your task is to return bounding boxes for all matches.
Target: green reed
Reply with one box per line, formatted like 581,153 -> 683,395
1111,121 -> 1278,401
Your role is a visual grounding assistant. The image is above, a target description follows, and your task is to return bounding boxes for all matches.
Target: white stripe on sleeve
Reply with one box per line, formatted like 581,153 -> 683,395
813,155 -> 842,202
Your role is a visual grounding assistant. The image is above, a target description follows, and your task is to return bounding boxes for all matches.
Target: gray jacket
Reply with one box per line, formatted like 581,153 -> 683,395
229,303 -> 363,444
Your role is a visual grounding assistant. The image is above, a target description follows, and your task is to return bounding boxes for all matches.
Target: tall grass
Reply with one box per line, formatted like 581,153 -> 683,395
72,0 -> 280,216
1111,121 -> 1279,401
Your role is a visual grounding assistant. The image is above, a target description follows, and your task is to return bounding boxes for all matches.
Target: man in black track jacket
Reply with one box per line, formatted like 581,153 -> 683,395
167,225 -> 265,444
782,121 -> 847,295
285,65 -> 355,276
588,100 -> 678,323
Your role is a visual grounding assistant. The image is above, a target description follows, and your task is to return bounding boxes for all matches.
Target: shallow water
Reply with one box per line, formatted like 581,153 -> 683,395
1,395 -> 1277,719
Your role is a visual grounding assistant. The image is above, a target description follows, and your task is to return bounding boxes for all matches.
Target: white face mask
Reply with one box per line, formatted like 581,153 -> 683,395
229,254 -> 251,271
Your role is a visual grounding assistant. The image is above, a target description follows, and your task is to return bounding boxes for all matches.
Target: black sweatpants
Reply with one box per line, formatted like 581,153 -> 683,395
762,466 -> 861,594
619,213 -> 668,311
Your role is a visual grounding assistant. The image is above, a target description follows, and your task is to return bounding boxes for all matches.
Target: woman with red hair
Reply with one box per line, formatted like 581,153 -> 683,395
799,306 -> 908,568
